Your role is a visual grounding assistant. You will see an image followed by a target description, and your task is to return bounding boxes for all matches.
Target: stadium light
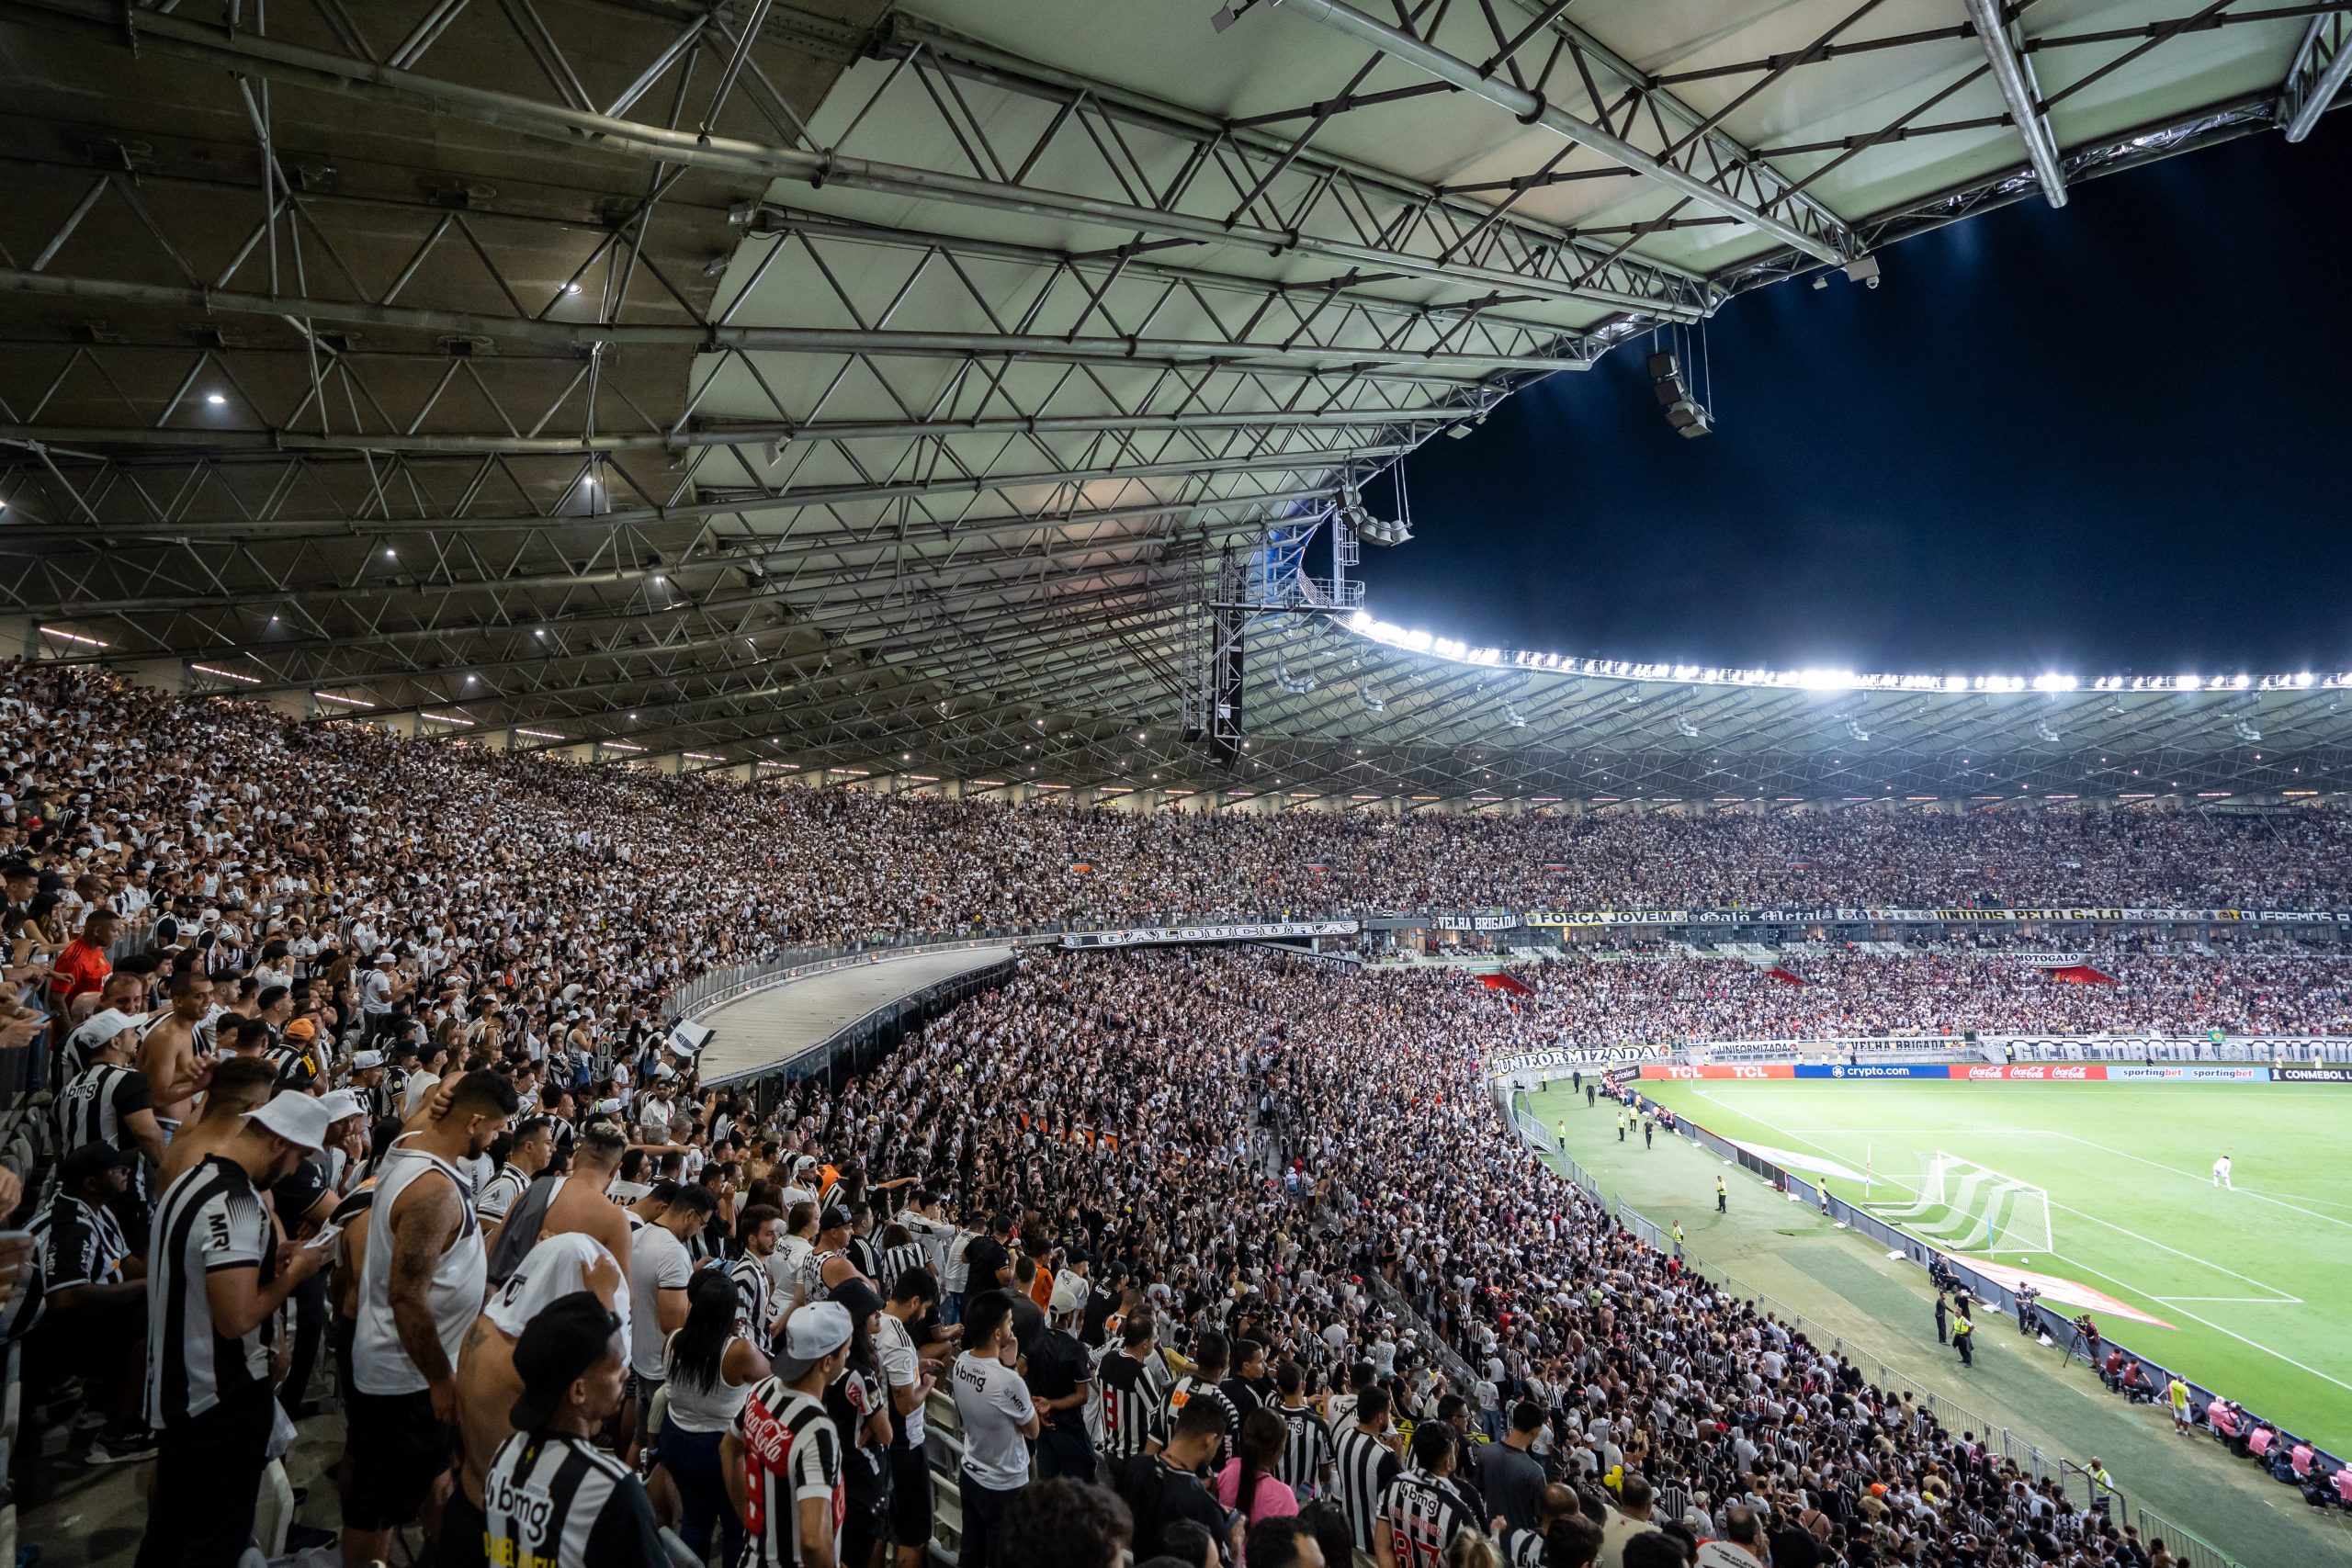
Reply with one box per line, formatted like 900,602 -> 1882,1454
1340,610 -> 2348,697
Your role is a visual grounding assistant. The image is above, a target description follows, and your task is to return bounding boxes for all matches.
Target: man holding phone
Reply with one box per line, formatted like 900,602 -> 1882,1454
140,1091 -> 334,1568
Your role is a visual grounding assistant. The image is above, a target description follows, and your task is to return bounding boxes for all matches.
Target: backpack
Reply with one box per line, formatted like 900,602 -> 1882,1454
484,1171 -> 562,1287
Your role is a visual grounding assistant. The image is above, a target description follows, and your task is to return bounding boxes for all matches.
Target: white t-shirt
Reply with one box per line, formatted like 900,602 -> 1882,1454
628,1224 -> 695,1380
767,1235 -> 814,1301
875,1312 -> 926,1447
950,1350 -> 1035,1491
486,1232 -> 631,1345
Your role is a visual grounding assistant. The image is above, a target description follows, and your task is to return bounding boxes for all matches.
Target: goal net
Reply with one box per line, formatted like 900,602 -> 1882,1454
1865,1151 -> 2052,1255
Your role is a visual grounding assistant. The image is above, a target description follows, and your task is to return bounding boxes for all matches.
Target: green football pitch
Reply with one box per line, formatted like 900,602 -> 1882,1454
1546,1077 -> 2352,1453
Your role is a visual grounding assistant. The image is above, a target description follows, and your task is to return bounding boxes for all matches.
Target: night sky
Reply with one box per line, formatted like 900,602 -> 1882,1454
1357,113 -> 2352,677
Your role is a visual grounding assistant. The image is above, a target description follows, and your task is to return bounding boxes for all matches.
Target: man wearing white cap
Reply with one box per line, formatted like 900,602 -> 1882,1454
725,1299 -> 852,1568
358,949 -> 410,1043
348,1048 -> 394,1123
57,1007 -> 165,1210
139,1091 -> 332,1568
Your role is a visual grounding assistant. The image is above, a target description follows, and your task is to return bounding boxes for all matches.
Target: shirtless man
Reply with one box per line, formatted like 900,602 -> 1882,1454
536,1119 -> 635,1269
137,967 -> 217,1135
443,1235 -> 627,1567
156,1055 -> 279,1187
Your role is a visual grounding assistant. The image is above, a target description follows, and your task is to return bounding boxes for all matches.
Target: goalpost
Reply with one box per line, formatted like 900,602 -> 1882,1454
1865,1150 -> 2052,1256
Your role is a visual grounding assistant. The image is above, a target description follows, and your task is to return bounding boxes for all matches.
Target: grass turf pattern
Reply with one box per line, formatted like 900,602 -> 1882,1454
1625,1079 -> 2352,1452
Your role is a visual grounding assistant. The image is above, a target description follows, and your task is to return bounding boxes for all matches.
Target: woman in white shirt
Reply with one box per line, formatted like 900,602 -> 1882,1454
660,1269 -> 769,1566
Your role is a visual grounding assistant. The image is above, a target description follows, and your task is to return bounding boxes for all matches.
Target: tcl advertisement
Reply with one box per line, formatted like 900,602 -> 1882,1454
1641,1064 -> 1795,1080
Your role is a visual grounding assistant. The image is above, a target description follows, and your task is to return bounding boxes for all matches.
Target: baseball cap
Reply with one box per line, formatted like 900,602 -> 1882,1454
351,1049 -> 386,1071
71,1009 -> 141,1050
373,951 -> 395,964
830,1277 -> 886,1328
284,1018 -> 317,1042
247,1090 -> 333,1151
508,1292 -> 624,1431
60,1140 -> 136,1189
1049,1272 -> 1090,1318
772,1300 -> 854,1380
819,1205 -> 853,1232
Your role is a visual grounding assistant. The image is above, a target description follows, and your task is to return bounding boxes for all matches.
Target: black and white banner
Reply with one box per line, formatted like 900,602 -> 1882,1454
1059,919 -> 1359,950
1989,1033 -> 2347,1057
1489,1043 -> 1672,1076
1520,906 -> 2350,928
2274,1065 -> 2352,1082
1434,914 -> 1520,931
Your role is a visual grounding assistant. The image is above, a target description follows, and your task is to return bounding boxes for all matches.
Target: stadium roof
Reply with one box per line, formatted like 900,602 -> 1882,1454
4,0 -> 2350,806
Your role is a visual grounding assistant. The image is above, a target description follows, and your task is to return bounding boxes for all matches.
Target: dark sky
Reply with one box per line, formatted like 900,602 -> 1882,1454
1357,114 -> 2352,676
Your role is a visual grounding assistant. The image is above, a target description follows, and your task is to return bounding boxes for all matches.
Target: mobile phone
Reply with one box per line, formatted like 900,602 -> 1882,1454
303,1222 -> 343,1251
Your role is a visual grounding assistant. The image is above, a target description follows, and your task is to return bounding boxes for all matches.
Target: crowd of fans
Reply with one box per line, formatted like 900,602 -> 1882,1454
3,660 -> 2348,1568
5,665 -> 2351,989
1503,949 -> 2352,1046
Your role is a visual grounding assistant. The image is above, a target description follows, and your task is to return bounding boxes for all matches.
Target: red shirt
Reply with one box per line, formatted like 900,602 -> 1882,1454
48,939 -> 111,1006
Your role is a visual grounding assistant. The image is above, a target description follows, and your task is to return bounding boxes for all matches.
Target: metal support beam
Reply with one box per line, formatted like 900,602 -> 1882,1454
2281,13 -> 2352,141
0,403 -> 1469,461
0,0 -> 1697,318
1261,0 -> 1844,262
0,269 -> 1578,379
0,444 -> 1400,546
1962,0 -> 2067,207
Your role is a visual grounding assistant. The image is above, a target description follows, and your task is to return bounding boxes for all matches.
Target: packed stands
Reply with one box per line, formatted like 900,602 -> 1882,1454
4,662 -> 2347,1568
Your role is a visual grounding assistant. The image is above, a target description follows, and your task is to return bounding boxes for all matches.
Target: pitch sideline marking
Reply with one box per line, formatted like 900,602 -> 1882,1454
2039,1131 -> 2352,1233
1685,1095 -> 2349,1394
2161,1296 -> 2307,1304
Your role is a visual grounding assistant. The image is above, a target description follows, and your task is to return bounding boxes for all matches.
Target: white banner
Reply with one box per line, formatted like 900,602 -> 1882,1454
1489,1043 -> 1671,1076
1521,907 -> 2349,928
1985,1033 -> 2345,1057
1059,919 -> 1359,950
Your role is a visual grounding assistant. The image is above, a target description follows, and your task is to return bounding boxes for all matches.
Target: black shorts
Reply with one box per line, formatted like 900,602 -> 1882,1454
343,1387 -> 456,1530
438,1482 -> 490,1568
889,1443 -> 934,1546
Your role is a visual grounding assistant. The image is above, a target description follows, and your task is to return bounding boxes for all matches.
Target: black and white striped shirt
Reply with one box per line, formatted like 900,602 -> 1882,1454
1498,1524 -> 1547,1568
877,1240 -> 930,1292
1335,1427 -> 1403,1553
1093,1347 -> 1172,1460
477,1163 -> 531,1227
146,1155 -> 276,1426
1274,1401 -> 1334,1497
731,1253 -> 777,1352
1163,1374 -> 1238,1470
57,1063 -> 150,1167
481,1428 -> 663,1568
32,1192 -> 130,1291
736,1378 -> 842,1568
1379,1466 -> 1471,1568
